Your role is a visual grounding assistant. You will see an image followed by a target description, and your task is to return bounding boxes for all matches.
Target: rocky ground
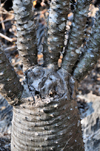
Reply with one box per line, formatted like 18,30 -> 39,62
77,62 -> 100,151
0,96 -> 12,151
79,92 -> 100,151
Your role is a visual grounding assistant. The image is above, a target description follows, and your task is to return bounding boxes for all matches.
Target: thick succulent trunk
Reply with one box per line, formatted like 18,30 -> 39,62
11,66 -> 84,150
11,96 -> 84,151
13,0 -> 37,71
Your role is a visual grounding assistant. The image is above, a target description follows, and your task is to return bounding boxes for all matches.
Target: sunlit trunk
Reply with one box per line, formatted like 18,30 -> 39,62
11,94 -> 84,150
10,65 -> 84,150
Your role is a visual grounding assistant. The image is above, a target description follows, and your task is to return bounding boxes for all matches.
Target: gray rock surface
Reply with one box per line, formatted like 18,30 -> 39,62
78,92 -> 100,151
0,94 -> 12,151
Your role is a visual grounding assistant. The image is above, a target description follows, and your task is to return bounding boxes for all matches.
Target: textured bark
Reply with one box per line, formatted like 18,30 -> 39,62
62,0 -> 92,73
37,21 -> 46,54
43,9 -> 49,65
11,67 -> 84,151
73,9 -> 100,81
0,47 -> 23,105
11,99 -> 84,151
13,0 -> 37,71
43,0 -> 70,68
3,0 -> 100,150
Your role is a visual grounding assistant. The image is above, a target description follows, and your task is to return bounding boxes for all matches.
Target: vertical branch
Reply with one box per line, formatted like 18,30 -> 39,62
13,0 -> 37,71
0,47 -> 23,105
43,0 -> 70,69
73,8 -> 100,81
62,0 -> 92,73
43,8 -> 49,65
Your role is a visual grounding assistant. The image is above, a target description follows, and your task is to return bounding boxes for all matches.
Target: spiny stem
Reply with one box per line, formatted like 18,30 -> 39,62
43,0 -> 70,69
13,0 -> 37,71
73,8 -> 100,81
62,0 -> 92,73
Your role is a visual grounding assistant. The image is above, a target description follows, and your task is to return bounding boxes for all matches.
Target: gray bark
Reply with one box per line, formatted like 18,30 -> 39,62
62,0 -> 92,73
11,66 -> 84,151
13,0 -> 37,71
11,100 -> 84,151
43,0 -> 70,69
1,0 -> 100,151
73,9 -> 100,81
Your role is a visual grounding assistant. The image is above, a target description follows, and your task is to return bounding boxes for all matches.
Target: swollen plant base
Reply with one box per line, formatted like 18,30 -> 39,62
11,66 -> 84,150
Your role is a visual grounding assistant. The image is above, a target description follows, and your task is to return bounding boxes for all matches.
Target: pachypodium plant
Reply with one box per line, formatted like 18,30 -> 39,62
0,0 -> 100,150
